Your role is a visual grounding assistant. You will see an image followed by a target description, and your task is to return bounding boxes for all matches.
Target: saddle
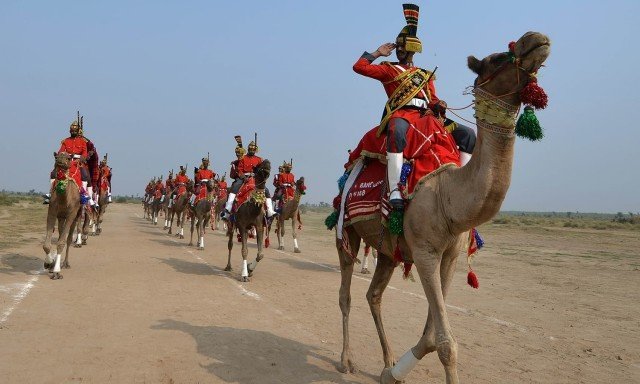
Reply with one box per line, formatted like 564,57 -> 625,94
55,159 -> 83,196
232,177 -> 264,212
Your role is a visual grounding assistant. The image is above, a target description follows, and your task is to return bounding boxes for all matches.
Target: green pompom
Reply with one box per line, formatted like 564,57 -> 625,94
56,180 -> 67,194
389,210 -> 404,235
515,106 -> 544,141
325,211 -> 339,230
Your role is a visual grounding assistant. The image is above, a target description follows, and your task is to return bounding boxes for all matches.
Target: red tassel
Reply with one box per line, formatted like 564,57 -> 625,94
264,237 -> 270,248
508,41 -> 516,53
467,270 -> 479,289
332,195 -> 341,210
520,78 -> 548,109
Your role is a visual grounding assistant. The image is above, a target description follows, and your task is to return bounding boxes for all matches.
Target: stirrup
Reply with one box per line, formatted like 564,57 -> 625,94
220,209 -> 231,220
389,189 -> 405,211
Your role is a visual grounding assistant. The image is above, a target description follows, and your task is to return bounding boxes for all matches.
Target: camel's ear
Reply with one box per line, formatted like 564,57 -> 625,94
467,55 -> 482,74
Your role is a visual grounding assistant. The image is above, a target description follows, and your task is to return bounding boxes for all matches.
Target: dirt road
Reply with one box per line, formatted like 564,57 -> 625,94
1,203 -> 639,383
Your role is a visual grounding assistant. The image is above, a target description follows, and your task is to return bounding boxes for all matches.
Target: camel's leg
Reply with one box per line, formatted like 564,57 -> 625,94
188,215 -> 195,246
365,253 -> 397,369
248,222 -> 264,277
384,247 -> 459,384
53,212 -> 75,279
277,219 -> 285,250
167,210 -> 173,234
197,217 -> 205,250
179,211 -> 185,239
63,214 -> 80,269
43,208 -> 56,269
239,228 -> 249,282
225,223 -> 234,271
292,216 -> 301,253
414,244 -> 460,357
337,230 -> 360,374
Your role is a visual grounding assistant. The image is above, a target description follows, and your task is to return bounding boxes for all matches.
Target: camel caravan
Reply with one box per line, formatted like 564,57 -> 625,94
139,134 -> 307,281
43,112 -> 113,279
40,4 -> 551,382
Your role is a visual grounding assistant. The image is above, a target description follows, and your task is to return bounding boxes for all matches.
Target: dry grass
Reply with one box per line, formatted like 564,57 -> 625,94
0,199 -> 46,251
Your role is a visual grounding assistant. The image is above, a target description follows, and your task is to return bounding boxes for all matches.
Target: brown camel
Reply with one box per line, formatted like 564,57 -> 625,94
73,204 -> 96,247
224,160 -> 271,282
162,187 -> 173,229
188,180 -> 216,250
271,177 -> 306,253
43,153 -> 84,279
167,181 -> 192,239
335,32 -> 550,384
95,184 -> 109,235
213,197 -> 227,231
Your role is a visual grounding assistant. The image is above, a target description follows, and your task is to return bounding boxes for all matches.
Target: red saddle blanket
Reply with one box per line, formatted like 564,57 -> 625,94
175,184 -> 188,197
56,160 -> 83,193
100,176 -> 110,192
195,183 -> 209,204
343,160 -> 388,226
346,113 -> 460,198
232,177 -> 257,212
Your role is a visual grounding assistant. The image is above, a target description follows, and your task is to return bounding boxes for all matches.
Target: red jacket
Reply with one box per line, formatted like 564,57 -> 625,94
174,174 -> 189,185
58,137 -> 88,159
274,172 -> 294,187
353,56 -> 439,103
237,155 -> 262,176
195,168 -> 215,184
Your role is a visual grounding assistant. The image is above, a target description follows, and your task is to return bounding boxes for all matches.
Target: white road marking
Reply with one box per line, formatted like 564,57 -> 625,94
273,249 -> 529,333
0,276 -> 39,324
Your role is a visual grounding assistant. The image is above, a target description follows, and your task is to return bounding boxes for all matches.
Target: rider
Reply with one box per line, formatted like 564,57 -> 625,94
274,160 -> 295,212
190,157 -> 216,206
80,122 -> 100,209
44,119 -> 93,205
155,176 -> 165,203
169,166 -> 190,208
99,155 -> 113,203
217,173 -> 228,200
353,3 -> 475,211
221,136 -> 277,220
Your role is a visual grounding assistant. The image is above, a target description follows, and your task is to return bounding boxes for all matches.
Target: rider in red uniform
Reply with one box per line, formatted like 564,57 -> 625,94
169,166 -> 190,207
190,158 -> 216,206
99,156 -> 113,203
44,119 -> 91,204
273,161 -> 295,211
221,137 -> 276,219
353,4 -> 475,211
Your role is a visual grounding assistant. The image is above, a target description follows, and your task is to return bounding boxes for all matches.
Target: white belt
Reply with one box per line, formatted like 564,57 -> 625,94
405,98 -> 428,109
244,173 -> 254,177
282,183 -> 292,187
72,154 -> 81,159
200,179 -> 209,183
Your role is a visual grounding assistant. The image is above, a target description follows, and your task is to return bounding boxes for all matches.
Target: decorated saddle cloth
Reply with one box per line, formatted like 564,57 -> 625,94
346,112 -> 461,198
194,182 -> 212,205
55,160 -> 83,196
100,175 -> 110,192
232,177 -> 265,212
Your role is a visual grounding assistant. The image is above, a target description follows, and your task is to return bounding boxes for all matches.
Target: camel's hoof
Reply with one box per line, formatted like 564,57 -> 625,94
74,244 -> 82,248
188,242 -> 193,247
248,270 -> 254,277
61,262 -> 70,269
224,265 -> 232,272
361,268 -> 370,274
43,262 -> 53,270
198,246 -> 204,251
337,360 -> 359,374
380,367 -> 401,384
294,248 -> 301,253
179,235 -> 184,239
50,273 -> 63,280
82,239 -> 87,245
278,246 -> 285,251
240,276 -> 250,282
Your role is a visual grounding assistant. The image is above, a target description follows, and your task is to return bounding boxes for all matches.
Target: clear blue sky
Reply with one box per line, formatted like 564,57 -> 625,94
1,1 -> 638,213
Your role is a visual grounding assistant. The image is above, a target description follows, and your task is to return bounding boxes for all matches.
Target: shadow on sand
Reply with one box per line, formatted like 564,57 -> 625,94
271,257 -> 336,273
0,253 -> 44,276
151,319 -> 371,384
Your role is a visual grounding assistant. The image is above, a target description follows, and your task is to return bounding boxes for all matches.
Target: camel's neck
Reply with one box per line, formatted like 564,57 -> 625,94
445,89 -> 518,232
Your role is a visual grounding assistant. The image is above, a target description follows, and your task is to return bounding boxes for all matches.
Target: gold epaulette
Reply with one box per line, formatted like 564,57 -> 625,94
420,69 -> 436,81
444,120 -> 457,133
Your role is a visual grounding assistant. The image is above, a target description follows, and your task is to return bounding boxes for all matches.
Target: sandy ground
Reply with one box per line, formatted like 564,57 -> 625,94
1,203 -> 639,383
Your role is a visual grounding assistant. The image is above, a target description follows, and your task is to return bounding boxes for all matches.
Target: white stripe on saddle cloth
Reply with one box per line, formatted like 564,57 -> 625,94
337,159 -> 364,240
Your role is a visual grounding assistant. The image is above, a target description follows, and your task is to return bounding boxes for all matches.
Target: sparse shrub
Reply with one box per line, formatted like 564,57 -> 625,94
115,196 -> 127,203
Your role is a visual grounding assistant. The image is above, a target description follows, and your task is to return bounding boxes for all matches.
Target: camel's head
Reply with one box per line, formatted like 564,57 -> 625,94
186,180 -> 195,192
468,31 -> 550,105
55,152 -> 72,170
205,179 -> 215,192
254,160 -> 271,187
296,177 -> 306,195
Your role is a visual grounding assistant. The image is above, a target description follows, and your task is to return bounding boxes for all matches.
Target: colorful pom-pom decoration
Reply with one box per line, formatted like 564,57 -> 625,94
400,162 -> 412,184
516,106 -> 544,141
337,173 -> 349,191
473,228 -> 485,250
325,210 -> 339,230
467,270 -> 479,289
56,179 -> 68,194
389,210 -> 404,235
520,78 -> 548,110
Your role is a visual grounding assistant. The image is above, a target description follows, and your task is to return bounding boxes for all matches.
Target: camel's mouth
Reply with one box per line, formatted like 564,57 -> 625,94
515,33 -> 551,72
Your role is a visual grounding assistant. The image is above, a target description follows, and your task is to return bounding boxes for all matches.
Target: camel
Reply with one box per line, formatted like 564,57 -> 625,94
213,197 -> 227,231
270,177 -> 306,253
150,191 -> 163,226
335,32 -> 550,384
162,186 -> 173,229
43,153 -> 84,279
73,204 -> 96,248
188,180 -> 216,250
95,181 -> 109,235
167,181 -> 192,239
224,160 -> 271,282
